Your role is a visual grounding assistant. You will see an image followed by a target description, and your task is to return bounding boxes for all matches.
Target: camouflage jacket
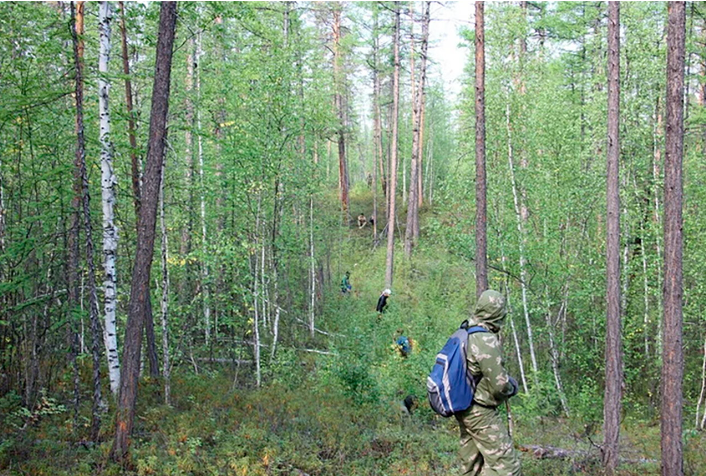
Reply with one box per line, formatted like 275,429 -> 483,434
466,290 -> 516,408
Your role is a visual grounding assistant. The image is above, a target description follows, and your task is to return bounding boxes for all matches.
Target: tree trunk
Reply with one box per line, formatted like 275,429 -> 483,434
404,3 -> 419,258
68,0 -> 84,434
159,155 -> 170,406
99,0 -> 120,398
505,98 -> 539,381
111,2 -> 177,462
333,4 -> 349,222
309,196 -> 316,338
474,1 -> 488,299
696,335 -> 706,429
372,3 -> 383,241
253,194 -> 263,387
119,0 -> 158,378
384,6 -> 401,289
405,2 -> 429,256
195,30 -> 211,346
417,2 -> 430,210
119,1 -> 140,221
661,3 -> 685,476
604,3 -> 622,473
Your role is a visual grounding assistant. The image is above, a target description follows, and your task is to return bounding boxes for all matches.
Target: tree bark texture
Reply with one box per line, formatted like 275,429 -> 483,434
73,0 -> 104,441
661,3 -> 685,476
417,2 -> 430,210
159,156 -> 171,406
68,0 -> 84,433
603,3 -> 622,474
384,6 -> 401,289
474,1 -> 488,299
111,1 -> 177,462
119,1 -> 140,221
333,5 -> 349,221
119,0 -> 159,378
99,0 -> 121,398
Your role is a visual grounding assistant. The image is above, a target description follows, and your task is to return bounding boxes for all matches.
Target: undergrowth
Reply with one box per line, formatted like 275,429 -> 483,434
1,188 -> 705,475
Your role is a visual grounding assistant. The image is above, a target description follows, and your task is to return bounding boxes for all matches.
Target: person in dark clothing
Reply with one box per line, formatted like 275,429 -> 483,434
376,288 -> 391,313
341,271 -> 352,294
403,395 -> 418,415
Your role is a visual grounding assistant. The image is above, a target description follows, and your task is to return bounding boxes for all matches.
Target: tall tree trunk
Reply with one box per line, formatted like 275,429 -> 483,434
159,155 -> 170,406
405,2 -> 429,256
404,3 -> 419,258
68,0 -> 84,434
119,0 -> 158,378
78,7 -> 104,443
500,245 -> 528,394
417,2 -> 430,210
195,30 -> 211,346
333,4 -> 349,222
111,2 -> 176,462
474,1 -> 488,299
372,3 -> 384,239
604,3 -> 622,473
119,1 -> 140,221
661,3 -> 685,476
181,38 -> 195,299
417,3 -> 430,220
505,100 -> 539,379
99,0 -> 120,398
253,195 -> 263,387
309,196 -> 316,338
384,6 -> 401,289
72,0 -> 103,441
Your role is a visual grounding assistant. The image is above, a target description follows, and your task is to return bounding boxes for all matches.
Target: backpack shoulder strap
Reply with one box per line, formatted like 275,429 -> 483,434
466,325 -> 488,335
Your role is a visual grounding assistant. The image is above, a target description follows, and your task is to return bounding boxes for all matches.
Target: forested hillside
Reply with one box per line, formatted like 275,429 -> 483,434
1,2 -> 706,475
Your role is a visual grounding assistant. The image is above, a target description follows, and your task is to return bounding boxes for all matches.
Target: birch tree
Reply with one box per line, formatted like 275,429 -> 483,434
98,0 -> 120,398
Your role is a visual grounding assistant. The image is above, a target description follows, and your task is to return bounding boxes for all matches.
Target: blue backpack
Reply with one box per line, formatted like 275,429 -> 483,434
427,324 -> 488,417
396,336 -> 411,355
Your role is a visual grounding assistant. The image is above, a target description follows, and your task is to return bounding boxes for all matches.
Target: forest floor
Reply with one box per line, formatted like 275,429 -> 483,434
2,186 -> 705,475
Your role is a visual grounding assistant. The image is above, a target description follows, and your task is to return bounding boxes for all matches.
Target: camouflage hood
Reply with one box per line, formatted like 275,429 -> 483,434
472,290 -> 507,333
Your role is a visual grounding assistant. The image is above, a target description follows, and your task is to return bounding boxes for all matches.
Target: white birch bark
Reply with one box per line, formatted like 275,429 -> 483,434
195,30 -> 211,345
696,335 -> 706,429
506,100 -> 539,379
309,196 -> 316,338
546,287 -> 570,417
253,194 -> 262,387
501,247 -> 528,394
640,220 -> 650,357
159,157 -> 171,406
98,0 -> 120,397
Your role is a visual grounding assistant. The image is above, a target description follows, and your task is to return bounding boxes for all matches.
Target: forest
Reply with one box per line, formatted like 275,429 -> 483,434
1,1 -> 706,475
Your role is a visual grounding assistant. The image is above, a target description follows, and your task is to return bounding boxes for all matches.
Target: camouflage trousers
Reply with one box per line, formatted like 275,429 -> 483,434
454,404 -> 521,476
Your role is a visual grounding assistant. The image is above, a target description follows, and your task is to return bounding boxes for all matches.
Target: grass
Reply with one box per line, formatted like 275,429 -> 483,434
2,187 -> 706,475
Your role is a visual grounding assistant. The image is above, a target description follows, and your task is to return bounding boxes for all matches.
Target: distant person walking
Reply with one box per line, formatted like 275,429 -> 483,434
455,290 -> 521,476
357,213 -> 367,228
341,271 -> 352,294
376,288 -> 391,314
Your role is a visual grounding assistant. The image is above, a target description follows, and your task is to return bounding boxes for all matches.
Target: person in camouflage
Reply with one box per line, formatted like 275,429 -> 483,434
455,289 -> 521,476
